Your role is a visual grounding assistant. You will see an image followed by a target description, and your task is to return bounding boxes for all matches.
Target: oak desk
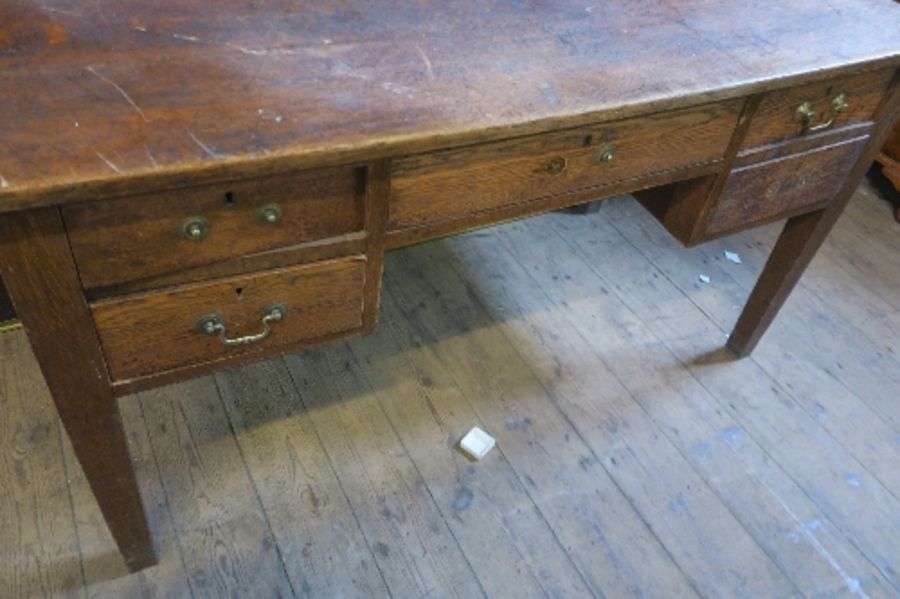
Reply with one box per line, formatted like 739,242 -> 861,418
1,0 -> 899,571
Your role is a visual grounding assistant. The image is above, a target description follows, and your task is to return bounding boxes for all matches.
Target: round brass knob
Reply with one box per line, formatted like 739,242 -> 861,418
595,144 -> 616,164
181,216 -> 210,241
257,203 -> 282,224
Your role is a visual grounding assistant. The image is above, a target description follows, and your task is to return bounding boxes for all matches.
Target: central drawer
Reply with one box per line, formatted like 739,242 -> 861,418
91,257 -> 367,381
389,100 -> 742,230
64,166 -> 366,289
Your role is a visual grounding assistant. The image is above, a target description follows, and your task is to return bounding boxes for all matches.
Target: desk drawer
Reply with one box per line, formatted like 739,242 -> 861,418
64,167 -> 365,289
390,100 -> 742,230
705,135 -> 868,237
92,257 -> 366,381
742,67 -> 893,150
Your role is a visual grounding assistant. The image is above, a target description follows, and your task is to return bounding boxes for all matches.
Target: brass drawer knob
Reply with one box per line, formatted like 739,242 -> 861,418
197,305 -> 285,346
595,144 -> 616,164
796,93 -> 848,132
181,216 -> 210,241
257,202 -> 282,224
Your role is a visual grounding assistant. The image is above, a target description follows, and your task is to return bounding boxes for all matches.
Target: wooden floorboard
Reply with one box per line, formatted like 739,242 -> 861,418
604,197 -> 900,494
216,360 -> 392,599
433,217 -> 892,597
2,184 -> 899,598
61,395 -> 193,599
0,332 -> 83,599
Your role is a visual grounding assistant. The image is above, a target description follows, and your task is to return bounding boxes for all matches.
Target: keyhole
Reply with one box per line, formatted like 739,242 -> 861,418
582,135 -> 593,147
224,191 -> 236,206
235,287 -> 244,298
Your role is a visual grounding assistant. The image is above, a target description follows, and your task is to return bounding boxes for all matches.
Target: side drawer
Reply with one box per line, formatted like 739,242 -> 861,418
390,100 -> 742,230
705,135 -> 868,237
64,166 -> 366,289
92,257 -> 367,381
741,67 -> 893,149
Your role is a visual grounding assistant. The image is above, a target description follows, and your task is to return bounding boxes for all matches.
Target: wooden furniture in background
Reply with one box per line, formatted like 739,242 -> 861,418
874,118 -> 900,220
0,0 -> 898,571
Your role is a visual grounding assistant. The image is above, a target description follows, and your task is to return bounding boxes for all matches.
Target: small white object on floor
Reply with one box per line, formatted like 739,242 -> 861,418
460,427 -> 496,460
724,250 -> 742,264
699,274 -> 711,284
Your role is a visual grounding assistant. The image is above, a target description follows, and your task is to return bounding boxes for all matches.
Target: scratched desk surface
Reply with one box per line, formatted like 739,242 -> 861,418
1,0 -> 898,209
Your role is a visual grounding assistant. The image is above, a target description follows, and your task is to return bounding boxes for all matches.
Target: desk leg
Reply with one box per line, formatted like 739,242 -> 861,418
0,207 -> 156,571
727,207 -> 837,357
728,83 -> 900,357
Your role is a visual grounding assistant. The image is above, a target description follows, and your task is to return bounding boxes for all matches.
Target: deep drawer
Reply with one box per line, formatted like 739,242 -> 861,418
706,135 -> 869,237
64,166 -> 365,289
389,100 -> 742,230
92,257 -> 367,381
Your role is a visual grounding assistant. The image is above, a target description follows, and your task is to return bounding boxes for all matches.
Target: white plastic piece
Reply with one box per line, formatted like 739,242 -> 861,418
699,274 -> 711,284
724,250 -> 743,264
460,427 -> 496,460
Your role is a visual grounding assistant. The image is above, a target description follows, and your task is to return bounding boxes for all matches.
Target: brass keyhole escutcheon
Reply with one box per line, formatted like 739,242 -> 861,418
544,157 -> 568,176
257,203 -> 282,224
181,216 -> 210,241
595,144 -> 616,164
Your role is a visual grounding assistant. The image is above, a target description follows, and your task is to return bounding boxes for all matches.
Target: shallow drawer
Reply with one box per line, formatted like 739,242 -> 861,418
64,166 -> 365,289
742,67 -> 893,150
92,257 -> 367,381
705,135 -> 868,237
390,100 -> 742,230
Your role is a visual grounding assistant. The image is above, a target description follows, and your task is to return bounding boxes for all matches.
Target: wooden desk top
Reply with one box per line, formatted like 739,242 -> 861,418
1,0 -> 898,211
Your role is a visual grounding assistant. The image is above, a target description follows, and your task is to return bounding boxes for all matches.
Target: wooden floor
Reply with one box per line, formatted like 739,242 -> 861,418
2,183 -> 900,599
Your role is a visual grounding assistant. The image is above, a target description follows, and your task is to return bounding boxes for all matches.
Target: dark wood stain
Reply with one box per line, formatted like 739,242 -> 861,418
1,0 -> 899,211
0,0 -> 899,573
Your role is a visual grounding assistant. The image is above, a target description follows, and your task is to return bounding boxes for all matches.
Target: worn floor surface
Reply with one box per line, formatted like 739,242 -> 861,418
2,183 -> 899,598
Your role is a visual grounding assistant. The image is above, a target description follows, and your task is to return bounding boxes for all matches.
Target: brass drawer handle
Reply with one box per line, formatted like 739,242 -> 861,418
197,305 -> 284,346
796,93 -> 848,132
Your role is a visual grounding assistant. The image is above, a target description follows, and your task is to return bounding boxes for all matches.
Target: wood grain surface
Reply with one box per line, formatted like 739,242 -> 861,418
92,257 -> 367,380
740,67 -> 894,150
707,136 -> 869,237
64,165 -> 365,288
390,101 -> 740,230
1,0 -> 898,210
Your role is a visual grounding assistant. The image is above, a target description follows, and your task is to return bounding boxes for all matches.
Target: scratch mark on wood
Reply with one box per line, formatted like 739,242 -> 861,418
93,150 -> 123,174
173,33 -> 201,42
144,145 -> 159,169
86,66 -> 148,122
40,5 -> 82,16
414,44 -> 435,81
257,108 -> 284,123
0,175 -> 8,188
758,479 -> 869,597
225,43 -> 305,57
186,130 -> 222,158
